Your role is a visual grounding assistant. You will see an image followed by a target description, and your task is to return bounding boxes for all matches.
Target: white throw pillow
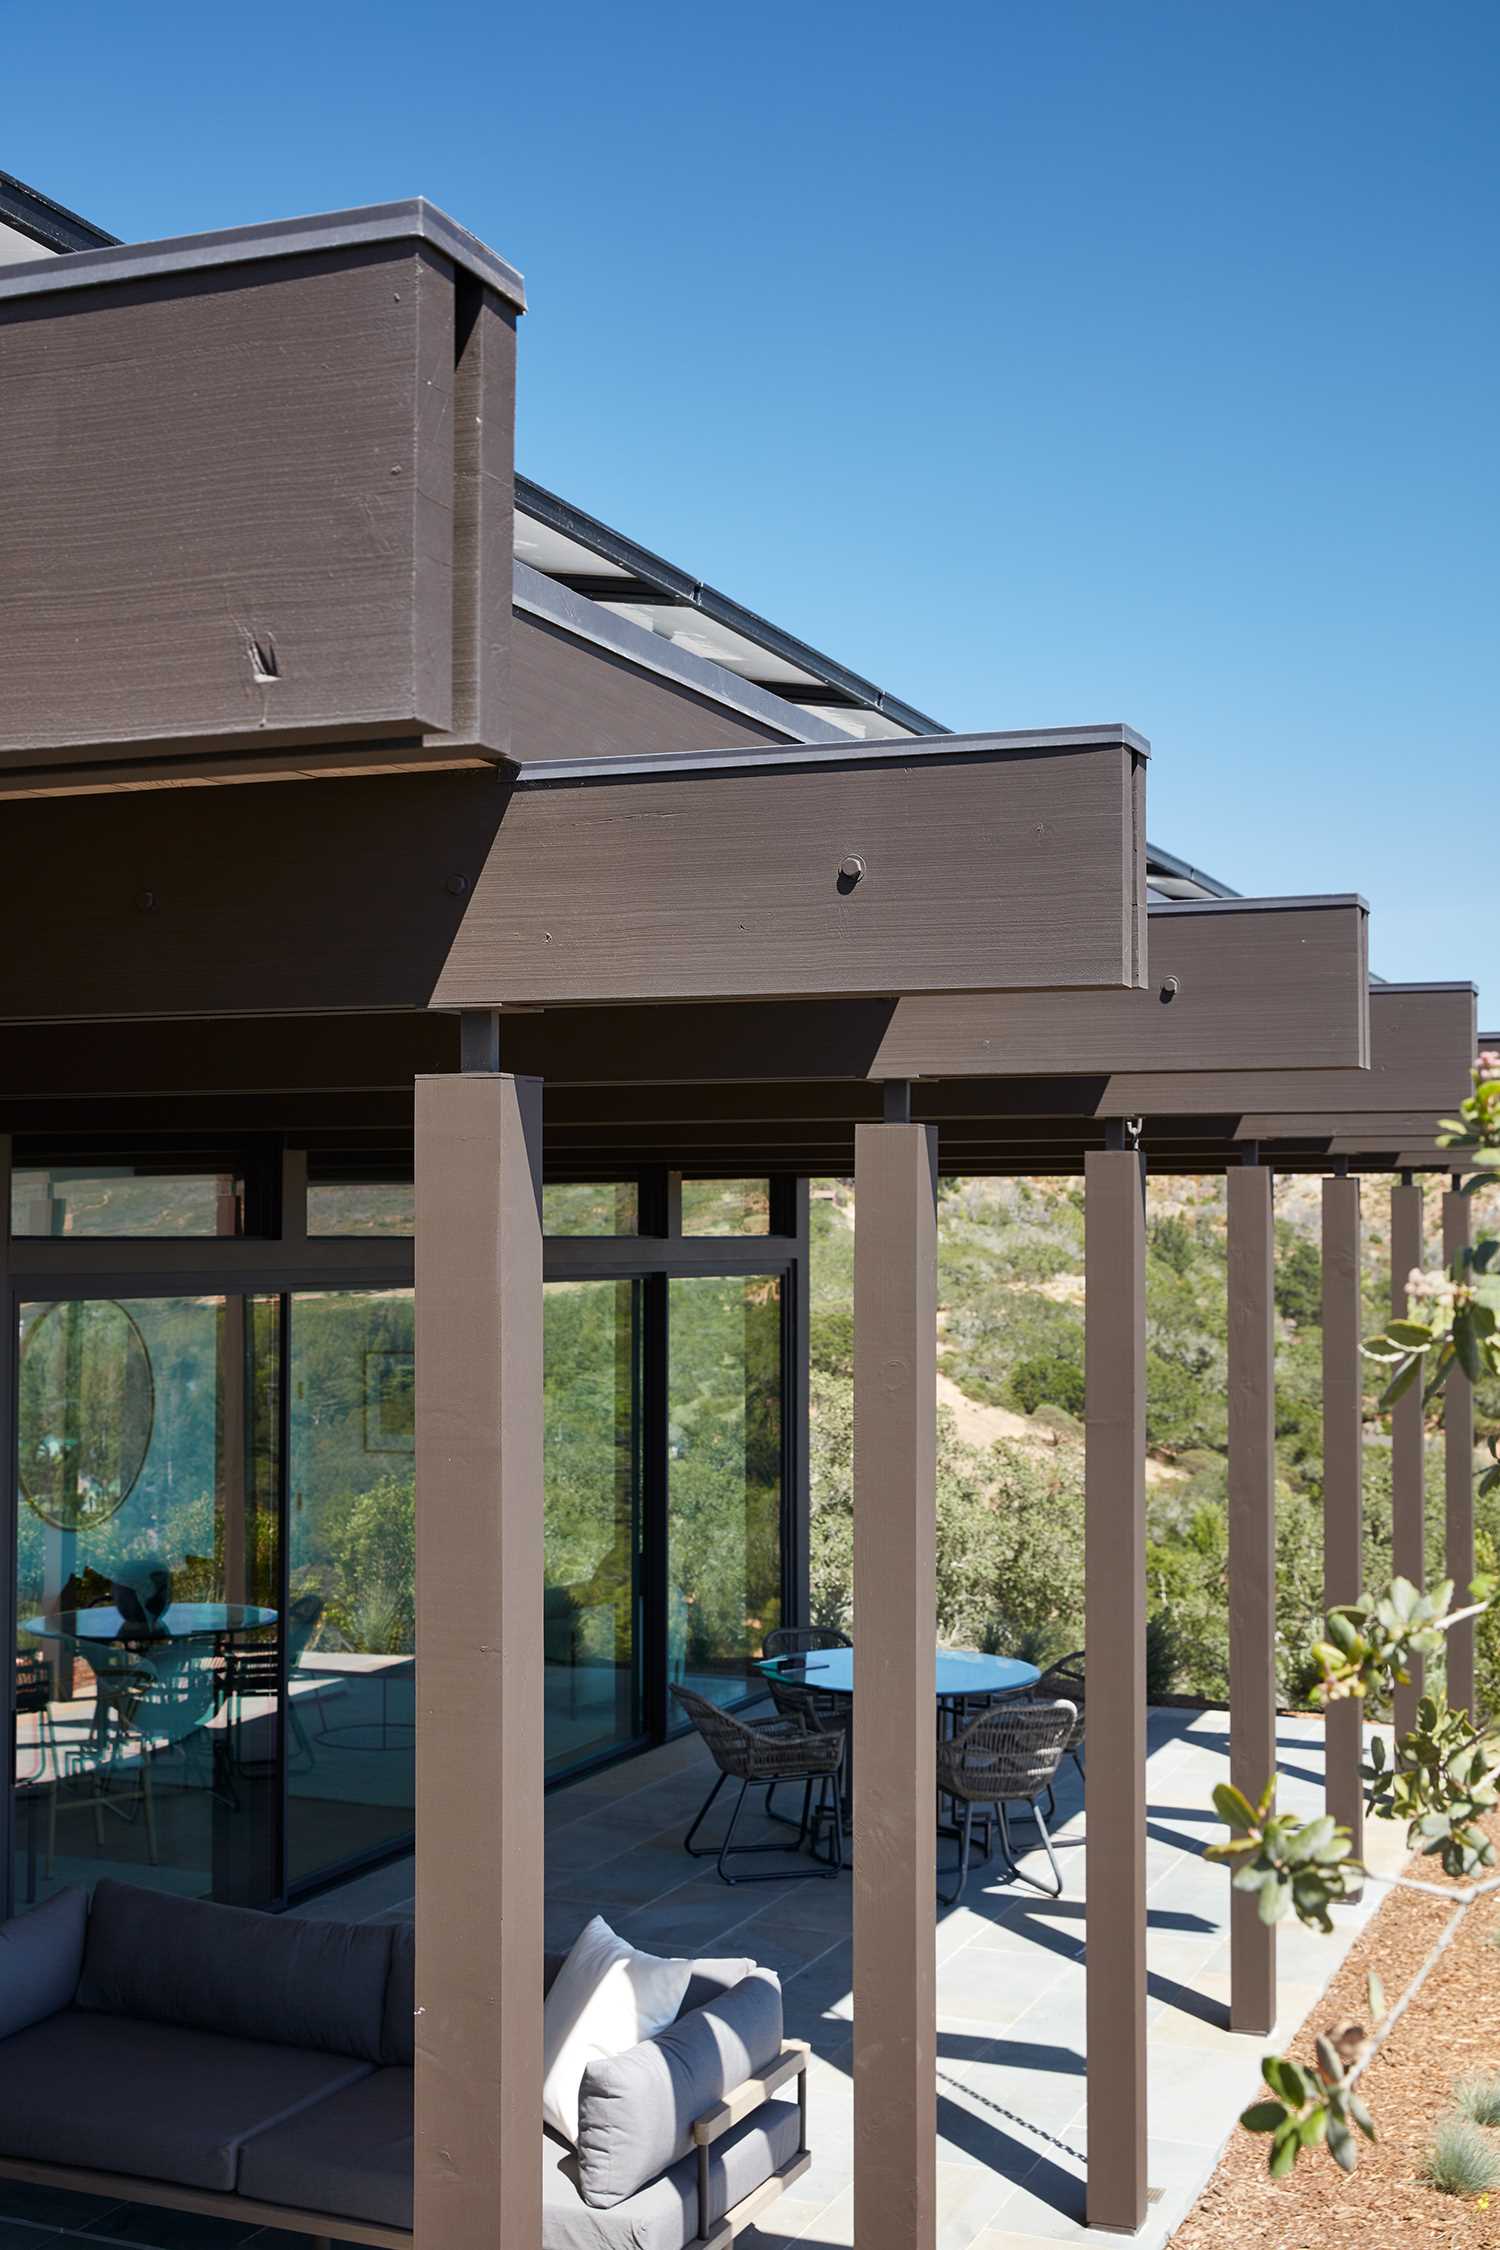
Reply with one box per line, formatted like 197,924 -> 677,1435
542,1917 -> 693,2146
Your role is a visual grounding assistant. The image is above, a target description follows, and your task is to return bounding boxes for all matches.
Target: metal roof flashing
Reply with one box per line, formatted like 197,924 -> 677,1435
0,198 -> 526,310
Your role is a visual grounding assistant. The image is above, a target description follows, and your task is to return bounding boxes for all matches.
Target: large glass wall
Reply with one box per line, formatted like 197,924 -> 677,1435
8,1167 -> 797,1911
13,1295 -> 279,1911
284,1289 -> 416,1890
667,1274 -> 784,1709
543,1281 -> 643,1775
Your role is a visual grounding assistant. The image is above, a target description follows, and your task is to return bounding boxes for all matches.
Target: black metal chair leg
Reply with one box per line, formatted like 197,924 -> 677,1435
716,1777 -> 753,1883
827,1774 -> 845,1873
684,1769 -> 729,1856
1003,1796 -> 1065,1897
939,1799 -> 976,1907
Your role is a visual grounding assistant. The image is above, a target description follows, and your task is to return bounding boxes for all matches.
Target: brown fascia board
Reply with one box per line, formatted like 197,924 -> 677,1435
0,197 -> 526,309
1227,983 -> 1478,1134
434,727 -> 1149,1007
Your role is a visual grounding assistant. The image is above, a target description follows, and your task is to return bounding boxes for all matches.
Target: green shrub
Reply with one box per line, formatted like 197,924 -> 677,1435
1008,1352 -> 1085,1419
1275,1233 -> 1323,1328
1145,1611 -> 1181,1701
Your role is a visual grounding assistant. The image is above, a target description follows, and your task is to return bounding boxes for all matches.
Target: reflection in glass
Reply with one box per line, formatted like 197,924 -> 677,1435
306,1181 -> 415,1237
285,1290 -> 416,1889
667,1275 -> 782,1709
679,1180 -> 771,1237
544,1181 -> 640,1236
544,1282 -> 642,1775
13,1297 -> 280,1912
12,1169 -> 242,1237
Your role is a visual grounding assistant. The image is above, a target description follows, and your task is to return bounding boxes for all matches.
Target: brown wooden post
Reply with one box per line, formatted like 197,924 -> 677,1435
1390,1176 -> 1426,1736
1322,1173 -> 1364,1876
1444,1179 -> 1476,1715
414,1062 -> 544,2250
853,1112 -> 938,2250
1227,1160 -> 1277,2033
1085,1142 -> 1148,2234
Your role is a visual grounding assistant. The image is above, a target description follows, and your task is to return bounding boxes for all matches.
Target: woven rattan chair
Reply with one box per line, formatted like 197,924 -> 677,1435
936,1697 -> 1076,1905
672,1684 -> 845,1884
1036,1650 -> 1085,1757
765,1669 -> 853,1830
1035,1649 -> 1086,1795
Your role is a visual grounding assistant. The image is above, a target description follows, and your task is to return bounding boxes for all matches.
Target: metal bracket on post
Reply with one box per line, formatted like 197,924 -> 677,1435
459,1009 -> 501,1074
881,1079 -> 914,1125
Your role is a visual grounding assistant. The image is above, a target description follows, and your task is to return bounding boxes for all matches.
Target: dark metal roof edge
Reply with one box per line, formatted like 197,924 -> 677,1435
515,477 -> 945,736
1142,841 -> 1239,898
1371,981 -> 1479,996
0,197 -> 526,308
512,560 -> 845,746
513,724 -> 1148,785
0,170 -> 118,254
1148,893 -> 1369,918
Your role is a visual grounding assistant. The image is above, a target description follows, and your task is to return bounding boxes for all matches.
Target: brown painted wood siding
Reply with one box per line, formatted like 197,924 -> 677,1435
0,245 -> 464,760
509,609 -> 791,762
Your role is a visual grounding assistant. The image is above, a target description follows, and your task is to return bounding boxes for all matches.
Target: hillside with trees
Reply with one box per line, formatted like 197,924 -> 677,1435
808,1174 -> 1500,1716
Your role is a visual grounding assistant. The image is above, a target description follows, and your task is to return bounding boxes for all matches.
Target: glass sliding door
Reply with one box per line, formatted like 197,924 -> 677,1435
666,1274 -> 783,1710
284,1288 -> 416,1889
12,1294 -> 280,1910
544,1280 -> 643,1775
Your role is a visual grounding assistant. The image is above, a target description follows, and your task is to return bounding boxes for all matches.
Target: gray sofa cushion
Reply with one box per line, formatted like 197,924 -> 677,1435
384,1922 -> 415,2065
0,1887 -> 87,2040
576,1970 -> 783,2208
543,2096 -> 800,2250
238,2064 -> 413,2227
76,1879 -> 392,2063
0,2009 -> 370,2192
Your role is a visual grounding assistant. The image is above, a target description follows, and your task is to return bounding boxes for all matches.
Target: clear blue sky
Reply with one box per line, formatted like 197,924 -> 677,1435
5,3 -> 1495,1012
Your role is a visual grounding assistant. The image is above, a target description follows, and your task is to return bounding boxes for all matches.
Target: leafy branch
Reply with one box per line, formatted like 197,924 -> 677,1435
1214,1581 -> 1495,2175
1205,1781 -> 1359,1932
1241,1980 -> 1382,2177
1366,1696 -> 1500,1879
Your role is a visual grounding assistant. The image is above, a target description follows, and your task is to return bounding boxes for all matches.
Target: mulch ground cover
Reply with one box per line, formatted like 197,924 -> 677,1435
1174,1810 -> 1500,2250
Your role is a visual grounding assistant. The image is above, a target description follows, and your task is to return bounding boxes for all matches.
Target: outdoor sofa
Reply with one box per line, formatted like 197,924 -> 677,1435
0,1880 -> 809,2250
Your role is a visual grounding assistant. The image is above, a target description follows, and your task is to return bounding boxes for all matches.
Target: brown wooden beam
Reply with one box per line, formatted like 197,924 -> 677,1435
1322,1175 -> 1364,1879
1229,985 -> 1476,1131
1228,1162 -> 1277,2033
1444,1181 -> 1476,1715
1390,1180 -> 1426,1736
413,1070 -> 543,2250
1085,1145 -> 1148,2233
436,735 -> 1147,1008
853,1119 -> 938,2250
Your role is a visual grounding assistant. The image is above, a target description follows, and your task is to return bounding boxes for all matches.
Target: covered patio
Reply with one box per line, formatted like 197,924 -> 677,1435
0,194 -> 1485,2250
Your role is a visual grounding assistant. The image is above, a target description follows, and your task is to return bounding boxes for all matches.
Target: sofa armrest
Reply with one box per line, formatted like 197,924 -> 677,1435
693,2044 -> 808,2250
0,1888 -> 88,2041
692,2040 -> 809,2146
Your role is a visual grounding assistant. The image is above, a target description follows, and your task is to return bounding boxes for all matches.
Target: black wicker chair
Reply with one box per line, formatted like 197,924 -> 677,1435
672,1684 -> 845,1885
936,1697 -> 1076,1905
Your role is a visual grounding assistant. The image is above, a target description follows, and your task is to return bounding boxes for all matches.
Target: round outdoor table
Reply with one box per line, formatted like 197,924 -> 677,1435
758,1646 -> 1039,1706
22,1603 -> 277,1645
